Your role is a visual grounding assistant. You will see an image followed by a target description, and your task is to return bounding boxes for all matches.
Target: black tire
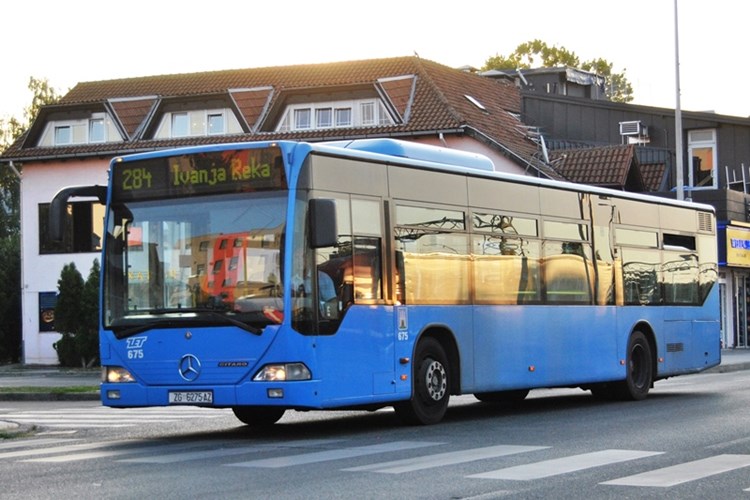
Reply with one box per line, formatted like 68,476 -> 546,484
474,389 -> 529,404
613,331 -> 653,401
232,406 -> 285,426
394,337 -> 450,425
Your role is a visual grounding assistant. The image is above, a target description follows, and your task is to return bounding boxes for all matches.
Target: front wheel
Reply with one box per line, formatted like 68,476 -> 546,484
232,406 -> 285,426
394,337 -> 450,425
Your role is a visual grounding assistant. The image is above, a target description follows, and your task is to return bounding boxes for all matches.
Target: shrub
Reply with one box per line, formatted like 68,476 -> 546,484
53,260 -> 100,367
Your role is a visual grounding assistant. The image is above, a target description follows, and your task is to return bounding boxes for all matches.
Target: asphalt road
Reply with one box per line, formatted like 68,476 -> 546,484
0,368 -> 749,499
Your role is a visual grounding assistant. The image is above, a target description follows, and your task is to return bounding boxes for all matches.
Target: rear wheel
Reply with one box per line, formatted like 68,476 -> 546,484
232,406 -> 285,426
394,337 -> 450,425
613,331 -> 653,401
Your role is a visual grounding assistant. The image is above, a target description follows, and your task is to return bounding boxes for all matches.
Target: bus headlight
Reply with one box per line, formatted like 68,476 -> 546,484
103,366 -> 136,383
253,363 -> 311,381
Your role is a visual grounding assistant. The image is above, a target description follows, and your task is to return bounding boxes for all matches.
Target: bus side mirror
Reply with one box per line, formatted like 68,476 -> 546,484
48,185 -> 107,242
309,199 -> 337,248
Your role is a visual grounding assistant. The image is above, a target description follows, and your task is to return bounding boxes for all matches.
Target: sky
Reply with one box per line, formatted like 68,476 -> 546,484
2,0 -> 749,121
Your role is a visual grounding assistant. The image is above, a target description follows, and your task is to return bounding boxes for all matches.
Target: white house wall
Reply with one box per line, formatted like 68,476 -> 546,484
21,159 -> 109,364
416,136 -> 528,175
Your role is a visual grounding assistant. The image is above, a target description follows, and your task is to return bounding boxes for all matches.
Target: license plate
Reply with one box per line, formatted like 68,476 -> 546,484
168,391 -> 213,404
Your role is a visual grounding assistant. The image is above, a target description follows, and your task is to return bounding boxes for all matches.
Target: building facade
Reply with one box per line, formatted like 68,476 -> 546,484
1,57 -> 554,364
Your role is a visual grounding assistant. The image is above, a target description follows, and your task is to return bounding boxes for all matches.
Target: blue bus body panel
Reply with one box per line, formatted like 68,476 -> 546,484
472,305 -> 620,391
102,292 -> 720,409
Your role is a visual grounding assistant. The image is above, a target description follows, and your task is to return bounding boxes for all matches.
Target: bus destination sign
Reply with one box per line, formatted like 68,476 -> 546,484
112,147 -> 286,200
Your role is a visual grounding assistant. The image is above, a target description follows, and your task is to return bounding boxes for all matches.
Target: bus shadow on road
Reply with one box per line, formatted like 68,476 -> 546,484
177,387 -> 721,443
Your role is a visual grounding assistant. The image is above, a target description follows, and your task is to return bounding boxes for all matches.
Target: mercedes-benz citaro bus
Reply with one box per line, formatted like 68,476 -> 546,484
48,139 -> 720,426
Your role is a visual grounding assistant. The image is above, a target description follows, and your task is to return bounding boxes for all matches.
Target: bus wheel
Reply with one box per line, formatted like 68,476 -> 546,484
232,406 -> 285,426
395,337 -> 450,425
614,331 -> 653,401
474,389 -> 529,404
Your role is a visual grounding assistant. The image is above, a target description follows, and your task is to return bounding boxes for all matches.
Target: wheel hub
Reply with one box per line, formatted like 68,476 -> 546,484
425,360 -> 447,401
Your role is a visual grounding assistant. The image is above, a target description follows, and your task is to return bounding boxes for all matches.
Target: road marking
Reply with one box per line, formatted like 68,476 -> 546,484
228,441 -> 443,468
120,439 -> 345,464
0,407 -> 231,429
122,446 -> 265,464
344,444 -> 548,474
0,441 -> 125,460
469,449 -> 663,480
602,454 -> 750,487
20,441 -> 212,463
0,438 -> 78,451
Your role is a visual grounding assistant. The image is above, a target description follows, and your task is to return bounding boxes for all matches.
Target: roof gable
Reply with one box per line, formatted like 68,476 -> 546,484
108,97 -> 158,139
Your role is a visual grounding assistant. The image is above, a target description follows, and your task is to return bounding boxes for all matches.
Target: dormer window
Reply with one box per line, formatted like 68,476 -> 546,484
207,113 -> 225,135
171,113 -> 189,137
154,109 -> 240,139
38,112 -> 121,147
89,118 -> 105,143
276,98 -> 392,132
54,126 -> 72,145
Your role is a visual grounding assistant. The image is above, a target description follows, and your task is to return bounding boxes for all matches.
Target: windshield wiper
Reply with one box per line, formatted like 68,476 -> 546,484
113,308 -> 263,338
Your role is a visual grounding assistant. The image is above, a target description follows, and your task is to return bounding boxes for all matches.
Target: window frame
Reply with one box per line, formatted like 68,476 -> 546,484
276,98 -> 393,132
687,128 -> 718,189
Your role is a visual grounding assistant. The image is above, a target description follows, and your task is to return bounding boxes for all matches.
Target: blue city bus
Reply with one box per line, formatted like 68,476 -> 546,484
50,139 -> 721,426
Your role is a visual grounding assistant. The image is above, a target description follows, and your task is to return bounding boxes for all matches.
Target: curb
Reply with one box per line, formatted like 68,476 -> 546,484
703,362 -> 750,374
0,391 -> 100,402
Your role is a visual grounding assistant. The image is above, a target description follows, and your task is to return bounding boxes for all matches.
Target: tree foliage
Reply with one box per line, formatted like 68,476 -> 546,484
483,39 -> 633,103
0,234 -> 21,362
0,77 -> 63,364
53,260 -> 100,367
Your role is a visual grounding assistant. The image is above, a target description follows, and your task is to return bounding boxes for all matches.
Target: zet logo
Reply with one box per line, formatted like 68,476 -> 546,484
126,337 -> 148,349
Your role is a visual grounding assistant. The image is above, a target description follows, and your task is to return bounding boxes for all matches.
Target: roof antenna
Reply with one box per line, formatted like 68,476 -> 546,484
516,69 -> 528,86
414,50 -> 420,59
540,134 -> 550,164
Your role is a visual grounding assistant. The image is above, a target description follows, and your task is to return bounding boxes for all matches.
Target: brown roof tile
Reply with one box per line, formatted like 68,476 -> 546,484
109,97 -> 157,139
549,145 -> 639,189
2,56 -> 548,175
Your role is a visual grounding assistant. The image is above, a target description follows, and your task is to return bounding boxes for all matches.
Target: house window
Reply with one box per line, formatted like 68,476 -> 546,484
38,201 -> 104,254
171,113 -> 189,137
316,108 -> 332,128
360,102 -> 375,126
54,126 -> 71,145
335,107 -> 352,127
89,118 -> 105,143
276,98 -> 393,132
294,109 -> 312,129
207,113 -> 225,135
688,129 -> 717,189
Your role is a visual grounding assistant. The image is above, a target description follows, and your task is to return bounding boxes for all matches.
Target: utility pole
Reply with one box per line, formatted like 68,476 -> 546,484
674,0 -> 685,200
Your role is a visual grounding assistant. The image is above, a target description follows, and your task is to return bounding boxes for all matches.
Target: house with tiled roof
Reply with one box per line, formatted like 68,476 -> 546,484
548,144 -> 647,192
1,56 -> 566,364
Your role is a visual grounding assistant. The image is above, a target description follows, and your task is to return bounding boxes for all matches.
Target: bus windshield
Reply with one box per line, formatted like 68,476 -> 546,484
103,191 -> 286,337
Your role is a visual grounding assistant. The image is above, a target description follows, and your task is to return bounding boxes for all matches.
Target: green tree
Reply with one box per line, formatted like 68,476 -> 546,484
0,77 -> 63,363
53,260 -> 100,367
483,39 -> 633,103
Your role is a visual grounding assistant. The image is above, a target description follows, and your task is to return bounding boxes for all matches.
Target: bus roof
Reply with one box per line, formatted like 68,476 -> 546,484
319,138 -> 496,172
111,139 -> 714,215
308,139 -> 715,214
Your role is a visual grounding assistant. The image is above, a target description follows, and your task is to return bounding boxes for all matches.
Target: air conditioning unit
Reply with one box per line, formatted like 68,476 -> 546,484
619,120 -> 648,137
